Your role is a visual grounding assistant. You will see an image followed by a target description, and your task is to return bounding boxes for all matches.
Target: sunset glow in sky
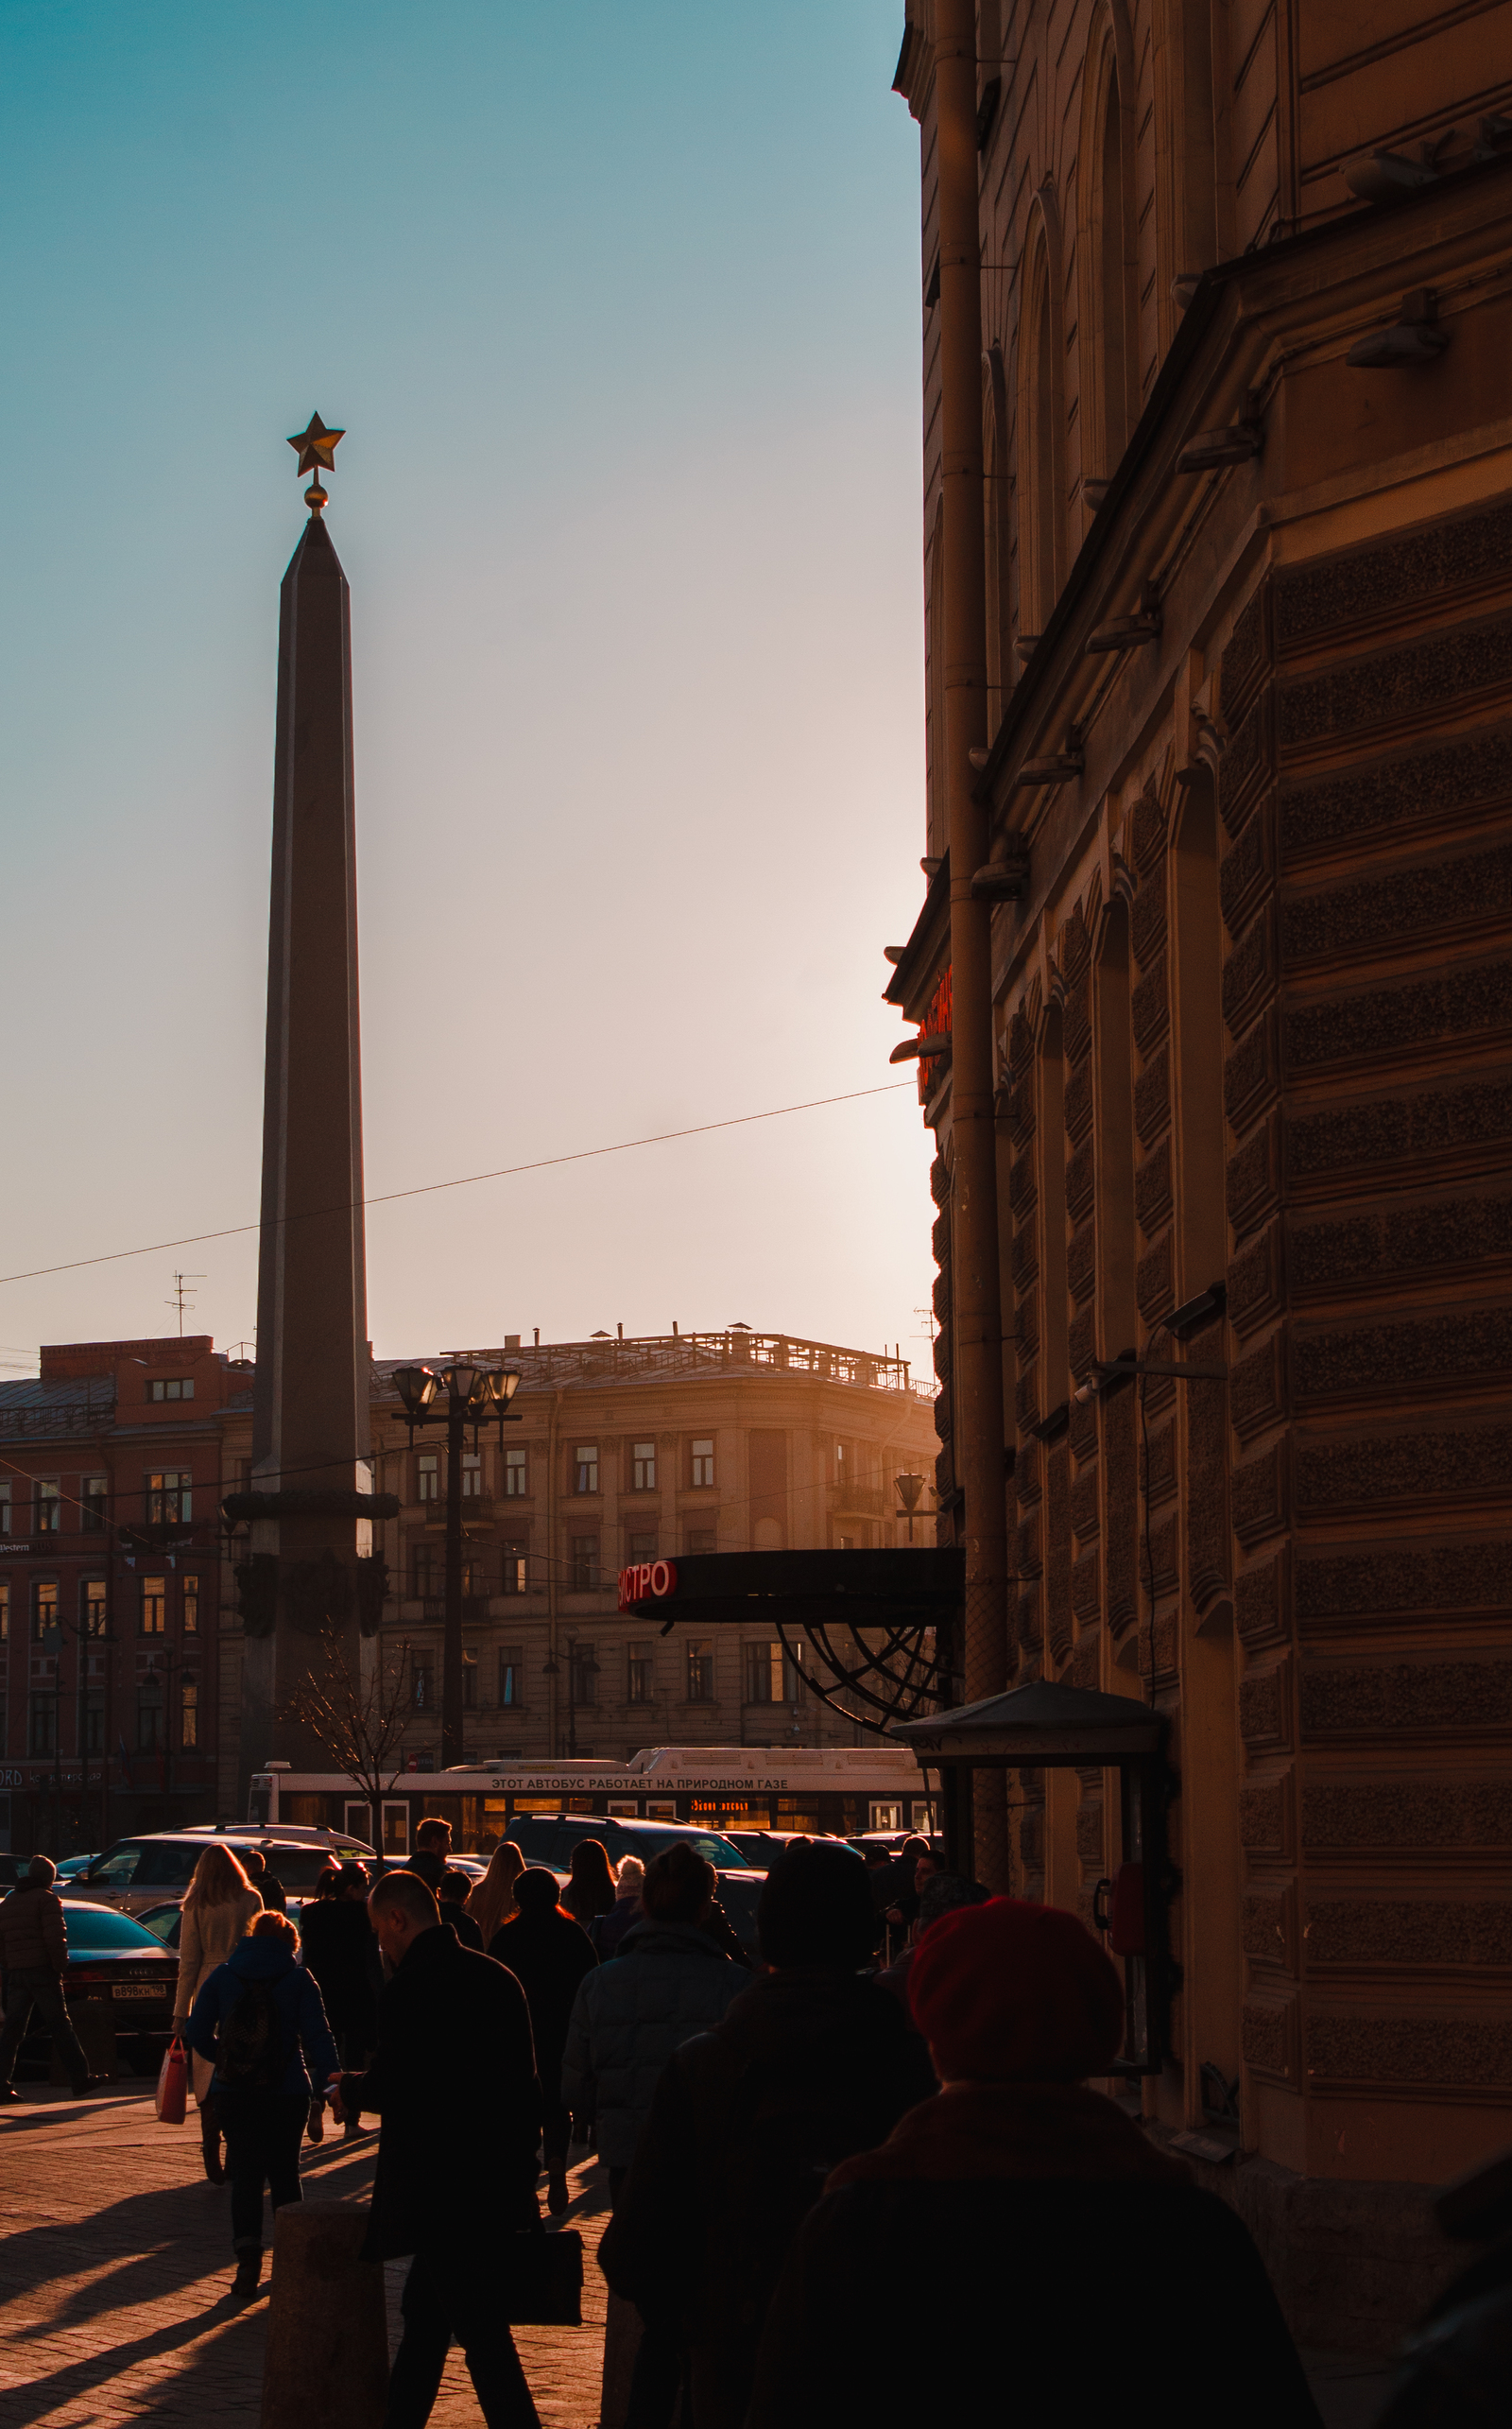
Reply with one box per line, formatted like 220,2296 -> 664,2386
0,2 -> 936,1375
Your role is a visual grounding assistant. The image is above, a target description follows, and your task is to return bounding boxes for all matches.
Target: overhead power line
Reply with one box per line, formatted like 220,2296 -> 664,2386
0,1080 -> 916,1290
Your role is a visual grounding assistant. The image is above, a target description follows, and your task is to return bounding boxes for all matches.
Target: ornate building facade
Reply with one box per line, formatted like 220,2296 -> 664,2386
215,1329 -> 936,1803
887,0 -> 1512,2339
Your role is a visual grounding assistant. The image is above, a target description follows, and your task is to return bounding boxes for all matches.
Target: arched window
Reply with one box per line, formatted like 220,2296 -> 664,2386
1097,67 -> 1130,472
1019,234 -> 1059,636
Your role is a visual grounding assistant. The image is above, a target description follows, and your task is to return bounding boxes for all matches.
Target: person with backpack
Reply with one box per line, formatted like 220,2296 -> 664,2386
185,1908 -> 342,2300
600,1839 -> 936,2429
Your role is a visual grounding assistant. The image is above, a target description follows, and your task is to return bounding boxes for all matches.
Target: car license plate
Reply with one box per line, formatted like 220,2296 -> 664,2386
112,1984 -> 162,2001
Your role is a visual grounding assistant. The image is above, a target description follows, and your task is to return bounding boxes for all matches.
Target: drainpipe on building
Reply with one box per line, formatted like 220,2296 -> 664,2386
936,0 -> 1010,1887
544,1386 -> 564,1758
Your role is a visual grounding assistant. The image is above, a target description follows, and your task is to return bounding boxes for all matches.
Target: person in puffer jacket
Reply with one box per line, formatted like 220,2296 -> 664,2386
560,1844 -> 745,2181
186,1909 -> 340,2300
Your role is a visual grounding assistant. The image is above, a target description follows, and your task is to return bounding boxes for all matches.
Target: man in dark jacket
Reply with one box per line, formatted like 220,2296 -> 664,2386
339,1868 -> 543,2429
489,1868 -> 596,2215
602,1839 -> 937,2429
0,1855 -> 100,2100
299,1860 -> 381,2138
187,1908 -> 341,2298
746,1897 -> 1321,2429
407,1817 -> 452,1892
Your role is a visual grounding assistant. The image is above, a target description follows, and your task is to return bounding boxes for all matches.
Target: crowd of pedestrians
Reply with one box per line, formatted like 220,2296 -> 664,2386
26,1817 -> 1485,2424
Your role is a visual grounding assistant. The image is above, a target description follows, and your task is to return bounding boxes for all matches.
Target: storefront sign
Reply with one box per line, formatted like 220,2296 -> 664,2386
616,1559 -> 679,1612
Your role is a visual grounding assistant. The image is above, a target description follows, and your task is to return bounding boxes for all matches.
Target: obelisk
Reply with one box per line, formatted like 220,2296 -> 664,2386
239,416 -> 374,1793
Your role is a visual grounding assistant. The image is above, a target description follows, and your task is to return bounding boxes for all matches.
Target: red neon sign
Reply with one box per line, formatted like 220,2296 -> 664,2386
617,1559 -> 679,1612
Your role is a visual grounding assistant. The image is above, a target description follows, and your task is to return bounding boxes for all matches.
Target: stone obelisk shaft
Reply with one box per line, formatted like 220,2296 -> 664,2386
242,512 -> 370,1786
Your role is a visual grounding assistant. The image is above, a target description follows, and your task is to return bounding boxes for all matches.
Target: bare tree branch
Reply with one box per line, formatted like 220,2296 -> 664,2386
279,1624 -> 412,1834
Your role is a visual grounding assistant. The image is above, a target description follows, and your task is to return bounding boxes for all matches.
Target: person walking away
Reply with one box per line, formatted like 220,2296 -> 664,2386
298,1859 -> 379,2144
174,1843 -> 263,2176
561,1838 -> 616,1931
590,1855 -> 644,1959
561,1845 -> 747,2429
407,1817 -> 452,1891
747,1897 -> 1321,2429
338,1869 -> 543,2429
186,1909 -> 341,2300
490,1868 -> 596,2216
603,1839 -> 936,2429
241,1847 -> 287,1915
468,1841 -> 524,1947
439,1869 -> 484,1949
0,1855 -> 103,2102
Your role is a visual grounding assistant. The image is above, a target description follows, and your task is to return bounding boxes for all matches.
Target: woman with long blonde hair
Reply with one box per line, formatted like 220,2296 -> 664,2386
467,1839 -> 524,1948
174,1843 -> 262,2180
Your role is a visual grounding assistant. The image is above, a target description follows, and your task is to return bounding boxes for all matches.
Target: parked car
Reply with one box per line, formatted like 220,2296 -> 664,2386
5,1901 -> 180,2078
718,1829 -> 855,1865
0,1855 -> 35,1891
713,1868 -> 766,1958
504,1813 -> 752,1873
846,1833 -> 944,1858
55,1853 -> 100,1880
68,1828 -> 374,1920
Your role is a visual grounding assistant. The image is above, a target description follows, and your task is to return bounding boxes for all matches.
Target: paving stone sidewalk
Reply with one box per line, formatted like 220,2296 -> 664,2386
0,2082 -> 610,2428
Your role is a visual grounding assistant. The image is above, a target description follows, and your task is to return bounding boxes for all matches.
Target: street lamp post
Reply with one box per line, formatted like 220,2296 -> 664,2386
895,1472 -> 925,1543
542,1638 -> 598,1760
393,1359 -> 522,1767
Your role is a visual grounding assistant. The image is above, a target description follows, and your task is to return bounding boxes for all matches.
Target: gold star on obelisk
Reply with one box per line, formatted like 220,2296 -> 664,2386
286,412 -> 345,514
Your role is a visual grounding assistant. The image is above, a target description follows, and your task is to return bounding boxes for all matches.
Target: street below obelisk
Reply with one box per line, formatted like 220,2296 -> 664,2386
0,2085 -> 609,2429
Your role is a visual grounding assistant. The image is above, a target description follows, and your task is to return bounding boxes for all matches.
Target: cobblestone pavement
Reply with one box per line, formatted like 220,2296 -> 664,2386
0,2081 -> 610,2428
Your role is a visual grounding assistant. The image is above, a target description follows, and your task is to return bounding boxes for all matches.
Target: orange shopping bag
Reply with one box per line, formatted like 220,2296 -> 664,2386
155,2035 -> 188,2125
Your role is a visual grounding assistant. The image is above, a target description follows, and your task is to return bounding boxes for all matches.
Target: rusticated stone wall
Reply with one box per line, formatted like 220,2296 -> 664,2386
1222,491 -> 1512,2142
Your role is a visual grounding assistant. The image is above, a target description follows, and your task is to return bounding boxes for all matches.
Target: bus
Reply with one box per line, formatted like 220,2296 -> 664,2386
249,1743 -> 936,1860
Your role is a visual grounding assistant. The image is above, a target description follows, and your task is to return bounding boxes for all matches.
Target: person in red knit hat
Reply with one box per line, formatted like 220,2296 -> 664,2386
747,1897 -> 1322,2429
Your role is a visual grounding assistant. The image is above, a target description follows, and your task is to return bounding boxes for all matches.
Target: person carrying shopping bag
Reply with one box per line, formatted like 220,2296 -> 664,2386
173,1842 -> 263,2181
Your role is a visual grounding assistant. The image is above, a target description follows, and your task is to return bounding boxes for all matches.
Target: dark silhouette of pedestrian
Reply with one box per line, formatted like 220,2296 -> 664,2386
589,1855 -> 644,1958
874,1869 -> 989,2012
438,1869 -> 485,1950
339,1868 -> 543,2429
0,1855 -> 102,2101
490,1869 -> 597,2215
562,1844 -> 746,2429
407,1817 -> 452,1892
185,1908 -> 341,2300
241,1846 -> 287,1915
561,1837 -> 616,1928
747,1897 -> 1322,2429
603,1838 -> 936,2429
299,1859 -> 380,2144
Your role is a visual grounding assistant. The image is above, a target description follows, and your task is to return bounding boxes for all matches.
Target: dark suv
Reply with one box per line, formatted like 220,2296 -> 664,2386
505,1814 -> 751,1871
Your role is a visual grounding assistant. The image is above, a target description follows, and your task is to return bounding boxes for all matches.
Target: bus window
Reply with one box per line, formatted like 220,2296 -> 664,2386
382,1802 -> 410,1857
646,1800 -> 676,1821
249,1781 -> 272,1827
868,1801 -> 903,1832
607,1800 -> 638,1817
345,1801 -> 372,1844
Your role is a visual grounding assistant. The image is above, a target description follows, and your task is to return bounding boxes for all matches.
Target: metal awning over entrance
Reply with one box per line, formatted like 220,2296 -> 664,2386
893,1680 -> 1173,2078
617,1547 -> 964,1733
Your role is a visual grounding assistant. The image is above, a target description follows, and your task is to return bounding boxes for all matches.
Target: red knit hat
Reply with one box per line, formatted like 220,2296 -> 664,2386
908,1897 -> 1125,2082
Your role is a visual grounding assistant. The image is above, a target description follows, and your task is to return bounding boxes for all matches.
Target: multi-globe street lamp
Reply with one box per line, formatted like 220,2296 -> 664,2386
392,1357 -> 523,1766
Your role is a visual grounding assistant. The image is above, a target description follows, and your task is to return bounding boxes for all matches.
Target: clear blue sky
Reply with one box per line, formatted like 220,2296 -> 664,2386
0,1 -> 935,1377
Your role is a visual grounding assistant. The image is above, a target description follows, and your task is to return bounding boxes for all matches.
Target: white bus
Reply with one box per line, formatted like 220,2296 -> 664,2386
249,1743 -> 936,1859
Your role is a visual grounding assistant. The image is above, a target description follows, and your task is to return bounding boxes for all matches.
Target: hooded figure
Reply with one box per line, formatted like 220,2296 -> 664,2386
746,1897 -> 1323,2429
